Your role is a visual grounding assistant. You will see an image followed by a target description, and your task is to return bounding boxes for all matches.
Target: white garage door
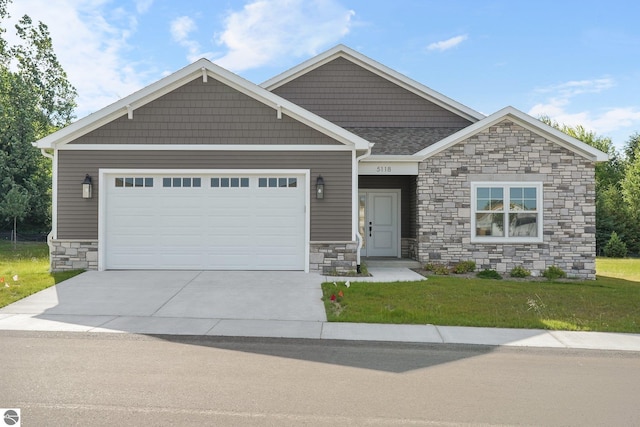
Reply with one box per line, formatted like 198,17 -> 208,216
103,172 -> 306,270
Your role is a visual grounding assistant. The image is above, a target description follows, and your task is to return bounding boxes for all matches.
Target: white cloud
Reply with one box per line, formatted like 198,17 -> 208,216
426,34 -> 468,52
528,78 -> 640,146
5,0 -> 152,119
170,16 -> 213,62
135,0 -> 153,14
213,0 -> 355,72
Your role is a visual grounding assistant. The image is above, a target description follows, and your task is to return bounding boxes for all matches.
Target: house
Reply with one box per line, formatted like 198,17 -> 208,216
34,45 -> 608,279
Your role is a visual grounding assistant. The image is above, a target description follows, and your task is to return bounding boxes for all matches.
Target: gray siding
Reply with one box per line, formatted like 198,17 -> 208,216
57,150 -> 352,241
359,175 -> 417,238
272,57 -> 473,128
71,78 -> 341,145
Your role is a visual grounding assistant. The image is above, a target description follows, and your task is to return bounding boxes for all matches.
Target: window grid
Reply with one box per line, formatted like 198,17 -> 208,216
473,183 -> 541,241
162,177 -> 202,188
211,177 -> 250,188
115,177 -> 154,188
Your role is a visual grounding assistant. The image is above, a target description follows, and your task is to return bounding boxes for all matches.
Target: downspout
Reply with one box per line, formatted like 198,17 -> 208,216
36,147 -> 55,252
355,144 -> 373,272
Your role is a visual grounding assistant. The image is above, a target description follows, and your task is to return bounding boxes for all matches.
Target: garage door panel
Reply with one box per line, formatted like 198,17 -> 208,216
105,172 -> 306,270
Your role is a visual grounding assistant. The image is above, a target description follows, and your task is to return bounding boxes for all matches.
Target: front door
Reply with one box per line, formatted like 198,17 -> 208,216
359,190 -> 400,257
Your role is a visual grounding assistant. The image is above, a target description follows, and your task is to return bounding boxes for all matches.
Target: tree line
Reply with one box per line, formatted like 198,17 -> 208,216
0,0 -> 637,257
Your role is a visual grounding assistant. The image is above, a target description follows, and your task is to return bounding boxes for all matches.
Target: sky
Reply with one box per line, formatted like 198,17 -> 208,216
4,0 -> 640,152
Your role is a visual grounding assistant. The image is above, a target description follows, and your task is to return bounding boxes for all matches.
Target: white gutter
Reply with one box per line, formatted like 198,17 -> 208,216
354,144 -> 373,270
39,148 -> 54,159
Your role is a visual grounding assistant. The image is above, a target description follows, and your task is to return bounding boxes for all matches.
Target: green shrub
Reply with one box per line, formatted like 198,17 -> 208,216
542,265 -> 567,280
432,263 -> 451,275
477,269 -> 502,280
510,265 -> 531,278
424,263 -> 435,271
603,231 -> 628,258
453,260 -> 476,274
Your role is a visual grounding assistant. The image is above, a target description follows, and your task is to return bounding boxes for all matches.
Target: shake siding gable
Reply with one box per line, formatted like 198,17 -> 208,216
70,77 -> 342,145
272,57 -> 473,128
57,150 -> 352,241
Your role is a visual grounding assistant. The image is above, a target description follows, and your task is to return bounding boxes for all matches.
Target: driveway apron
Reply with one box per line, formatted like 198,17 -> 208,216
0,270 -> 328,322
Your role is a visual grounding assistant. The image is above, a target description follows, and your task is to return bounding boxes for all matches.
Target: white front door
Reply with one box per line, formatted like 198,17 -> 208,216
359,190 -> 400,257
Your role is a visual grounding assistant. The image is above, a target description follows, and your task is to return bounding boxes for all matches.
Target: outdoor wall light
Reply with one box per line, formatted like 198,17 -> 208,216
316,175 -> 325,199
82,174 -> 93,199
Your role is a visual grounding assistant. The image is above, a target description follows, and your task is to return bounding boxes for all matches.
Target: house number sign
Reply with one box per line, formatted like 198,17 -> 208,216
359,162 -> 419,176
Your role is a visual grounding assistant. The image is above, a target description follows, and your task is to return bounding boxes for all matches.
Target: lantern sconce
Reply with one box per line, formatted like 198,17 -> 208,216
82,174 -> 93,199
316,175 -> 325,199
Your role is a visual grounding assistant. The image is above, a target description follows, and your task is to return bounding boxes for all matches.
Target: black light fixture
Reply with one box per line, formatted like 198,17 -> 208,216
316,175 -> 325,199
82,174 -> 93,199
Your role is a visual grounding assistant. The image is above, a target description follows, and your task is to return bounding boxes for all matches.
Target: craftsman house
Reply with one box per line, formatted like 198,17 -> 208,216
34,45 -> 607,279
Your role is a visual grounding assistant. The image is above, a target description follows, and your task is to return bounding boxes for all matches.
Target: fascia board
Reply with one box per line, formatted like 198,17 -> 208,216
417,106 -> 609,162
361,155 -> 419,162
261,44 -> 485,123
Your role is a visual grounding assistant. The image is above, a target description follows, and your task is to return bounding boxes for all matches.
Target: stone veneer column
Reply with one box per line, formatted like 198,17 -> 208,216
309,241 -> 358,274
416,119 -> 597,279
50,240 -> 98,271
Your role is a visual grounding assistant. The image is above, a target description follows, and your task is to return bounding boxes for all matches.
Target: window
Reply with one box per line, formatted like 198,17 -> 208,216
211,177 -> 249,188
471,182 -> 542,242
115,177 -> 153,188
258,177 -> 298,188
162,177 -> 202,188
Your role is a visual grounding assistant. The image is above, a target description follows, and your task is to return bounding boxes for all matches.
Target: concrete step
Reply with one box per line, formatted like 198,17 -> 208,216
361,257 -> 422,269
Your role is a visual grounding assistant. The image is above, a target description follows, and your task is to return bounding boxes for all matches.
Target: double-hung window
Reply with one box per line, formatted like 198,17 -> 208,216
471,182 -> 543,243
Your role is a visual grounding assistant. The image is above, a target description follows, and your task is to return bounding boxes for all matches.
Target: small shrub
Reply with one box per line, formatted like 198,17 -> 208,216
453,260 -> 476,274
477,269 -> 502,280
510,265 -> 531,278
542,265 -> 567,280
424,263 -> 450,275
603,231 -> 628,258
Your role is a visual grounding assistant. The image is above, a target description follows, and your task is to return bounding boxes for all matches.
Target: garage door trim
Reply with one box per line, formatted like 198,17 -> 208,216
98,168 -> 311,271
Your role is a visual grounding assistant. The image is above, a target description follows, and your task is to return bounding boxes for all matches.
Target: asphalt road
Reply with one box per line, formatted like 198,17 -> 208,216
1,331 -> 639,426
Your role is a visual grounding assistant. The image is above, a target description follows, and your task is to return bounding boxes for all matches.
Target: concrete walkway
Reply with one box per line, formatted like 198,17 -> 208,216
1,269 -> 639,352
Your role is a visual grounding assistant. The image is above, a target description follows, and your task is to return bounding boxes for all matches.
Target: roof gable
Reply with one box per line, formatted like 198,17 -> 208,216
35,58 -> 370,151
415,106 -> 609,162
261,44 -> 484,123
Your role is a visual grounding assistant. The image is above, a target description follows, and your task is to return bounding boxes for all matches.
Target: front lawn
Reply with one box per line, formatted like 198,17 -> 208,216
322,258 -> 640,333
0,241 -> 83,308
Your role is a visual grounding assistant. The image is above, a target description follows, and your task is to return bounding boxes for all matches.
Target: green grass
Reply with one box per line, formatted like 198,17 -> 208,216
0,241 -> 84,308
323,258 -> 640,333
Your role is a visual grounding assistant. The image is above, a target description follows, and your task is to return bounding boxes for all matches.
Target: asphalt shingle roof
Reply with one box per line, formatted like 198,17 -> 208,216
344,127 -> 466,155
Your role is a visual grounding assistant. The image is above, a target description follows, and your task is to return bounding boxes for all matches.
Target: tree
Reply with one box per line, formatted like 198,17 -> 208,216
0,0 -> 76,233
0,184 -> 29,246
625,132 -> 640,163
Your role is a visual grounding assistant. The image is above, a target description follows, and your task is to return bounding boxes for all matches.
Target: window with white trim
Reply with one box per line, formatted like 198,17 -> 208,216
471,182 -> 543,242
115,177 -> 154,188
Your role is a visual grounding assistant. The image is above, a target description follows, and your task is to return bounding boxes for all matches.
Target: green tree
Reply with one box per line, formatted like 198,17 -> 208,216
0,184 -> 29,246
624,132 -> 640,163
0,0 -> 76,233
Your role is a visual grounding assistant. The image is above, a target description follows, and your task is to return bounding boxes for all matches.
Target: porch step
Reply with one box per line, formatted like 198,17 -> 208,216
361,257 -> 422,269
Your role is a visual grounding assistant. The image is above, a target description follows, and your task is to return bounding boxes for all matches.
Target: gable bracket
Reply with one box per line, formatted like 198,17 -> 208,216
276,104 -> 282,119
126,105 -> 134,120
201,67 -> 208,83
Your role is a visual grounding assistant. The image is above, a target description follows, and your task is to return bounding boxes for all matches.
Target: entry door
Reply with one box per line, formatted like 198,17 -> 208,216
359,190 -> 400,257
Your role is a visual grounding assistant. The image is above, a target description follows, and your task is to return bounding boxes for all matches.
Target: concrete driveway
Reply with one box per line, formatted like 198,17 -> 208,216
0,270 -> 327,335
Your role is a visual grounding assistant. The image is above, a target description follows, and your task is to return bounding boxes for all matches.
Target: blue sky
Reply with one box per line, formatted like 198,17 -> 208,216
6,0 -> 640,151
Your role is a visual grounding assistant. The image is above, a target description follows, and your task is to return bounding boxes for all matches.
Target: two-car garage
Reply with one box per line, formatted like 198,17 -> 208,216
101,170 -> 308,271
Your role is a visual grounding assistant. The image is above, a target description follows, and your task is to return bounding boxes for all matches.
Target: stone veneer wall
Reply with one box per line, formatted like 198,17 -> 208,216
401,238 -> 417,259
417,119 -> 597,279
50,240 -> 98,271
310,241 -> 358,274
